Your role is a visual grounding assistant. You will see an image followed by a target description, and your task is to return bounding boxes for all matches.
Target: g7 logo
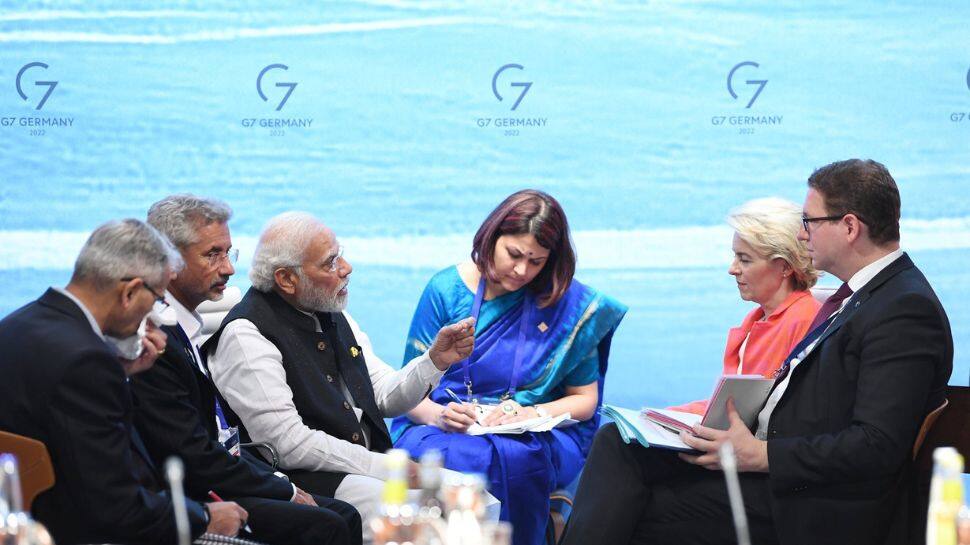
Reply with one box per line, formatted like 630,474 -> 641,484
727,61 -> 767,109
16,62 -> 58,111
965,65 -> 969,92
257,64 -> 297,111
492,64 -> 532,111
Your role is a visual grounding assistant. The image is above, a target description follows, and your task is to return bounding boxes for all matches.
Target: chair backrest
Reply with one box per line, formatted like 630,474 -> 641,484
196,285 -> 243,343
0,431 -> 55,511
810,285 -> 836,303
908,386 -> 970,544
913,399 -> 949,460
915,386 -> 970,472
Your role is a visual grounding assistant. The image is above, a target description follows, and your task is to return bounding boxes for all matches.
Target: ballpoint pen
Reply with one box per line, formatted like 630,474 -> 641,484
444,387 -> 488,422
444,387 -> 465,405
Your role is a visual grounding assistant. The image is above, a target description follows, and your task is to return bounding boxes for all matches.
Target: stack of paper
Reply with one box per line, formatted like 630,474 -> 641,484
601,374 -> 776,452
600,405 -> 699,452
466,406 -> 577,436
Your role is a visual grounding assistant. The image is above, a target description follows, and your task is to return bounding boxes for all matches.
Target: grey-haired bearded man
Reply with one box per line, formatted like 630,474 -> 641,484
206,211 -> 498,544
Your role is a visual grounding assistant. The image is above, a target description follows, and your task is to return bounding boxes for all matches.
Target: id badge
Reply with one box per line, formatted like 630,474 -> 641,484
219,426 -> 240,456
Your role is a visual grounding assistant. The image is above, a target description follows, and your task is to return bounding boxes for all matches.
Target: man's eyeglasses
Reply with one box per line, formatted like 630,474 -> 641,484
324,246 -> 345,272
801,215 -> 845,232
119,277 -> 169,311
205,248 -> 239,269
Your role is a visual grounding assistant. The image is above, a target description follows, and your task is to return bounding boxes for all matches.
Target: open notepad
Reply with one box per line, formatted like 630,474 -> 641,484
466,404 -> 578,436
602,375 -> 775,452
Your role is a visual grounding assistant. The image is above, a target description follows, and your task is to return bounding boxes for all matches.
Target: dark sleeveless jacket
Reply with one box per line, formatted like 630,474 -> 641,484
205,287 -> 392,494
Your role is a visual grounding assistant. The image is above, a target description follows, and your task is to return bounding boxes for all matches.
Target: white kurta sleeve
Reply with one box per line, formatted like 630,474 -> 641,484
207,318 -> 391,479
342,312 -> 445,417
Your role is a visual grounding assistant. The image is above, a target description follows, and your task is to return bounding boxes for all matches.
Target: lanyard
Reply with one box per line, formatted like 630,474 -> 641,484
461,277 -> 533,402
173,324 -> 229,430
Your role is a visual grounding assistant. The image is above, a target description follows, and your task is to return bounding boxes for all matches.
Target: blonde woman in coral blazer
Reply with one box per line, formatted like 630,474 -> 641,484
672,197 -> 821,415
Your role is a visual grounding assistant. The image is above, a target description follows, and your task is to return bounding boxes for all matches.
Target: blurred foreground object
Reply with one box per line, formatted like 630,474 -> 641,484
0,453 -> 54,545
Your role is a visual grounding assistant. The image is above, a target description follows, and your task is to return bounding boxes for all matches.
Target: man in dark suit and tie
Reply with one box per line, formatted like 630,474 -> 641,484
0,219 -> 247,545
132,194 -> 362,545
560,159 -> 953,545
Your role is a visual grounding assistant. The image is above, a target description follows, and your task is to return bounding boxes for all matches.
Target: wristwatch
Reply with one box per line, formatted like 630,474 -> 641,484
201,503 -> 211,524
534,404 -> 550,418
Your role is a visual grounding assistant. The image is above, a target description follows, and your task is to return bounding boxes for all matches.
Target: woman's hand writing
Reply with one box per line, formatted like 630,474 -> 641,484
434,401 -> 478,433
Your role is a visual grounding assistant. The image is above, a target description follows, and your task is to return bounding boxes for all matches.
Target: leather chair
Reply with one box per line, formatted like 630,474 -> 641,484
909,385 -> 970,544
0,430 -> 55,511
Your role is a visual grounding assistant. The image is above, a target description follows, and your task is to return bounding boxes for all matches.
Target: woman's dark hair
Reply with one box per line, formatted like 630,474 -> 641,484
471,189 -> 576,307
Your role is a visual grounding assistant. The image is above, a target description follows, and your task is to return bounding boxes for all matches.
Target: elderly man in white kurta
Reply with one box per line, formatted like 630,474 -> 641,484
207,212 -> 498,543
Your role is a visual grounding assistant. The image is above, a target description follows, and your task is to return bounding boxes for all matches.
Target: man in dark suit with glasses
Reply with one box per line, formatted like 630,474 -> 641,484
0,219 -> 248,544
561,159 -> 953,545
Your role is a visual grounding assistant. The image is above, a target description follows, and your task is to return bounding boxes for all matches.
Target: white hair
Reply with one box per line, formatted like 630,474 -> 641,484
147,194 -> 232,248
728,197 -> 818,291
73,219 -> 183,289
249,211 -> 328,292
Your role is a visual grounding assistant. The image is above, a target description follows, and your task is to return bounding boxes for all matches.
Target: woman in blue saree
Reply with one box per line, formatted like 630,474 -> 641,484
391,190 -> 627,545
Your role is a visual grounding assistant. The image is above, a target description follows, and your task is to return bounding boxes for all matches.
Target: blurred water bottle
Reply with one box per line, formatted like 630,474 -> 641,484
417,450 -> 447,545
372,449 -> 422,545
443,473 -> 488,545
927,447 -> 964,545
418,450 -> 444,520
480,521 -> 512,545
0,453 -> 54,545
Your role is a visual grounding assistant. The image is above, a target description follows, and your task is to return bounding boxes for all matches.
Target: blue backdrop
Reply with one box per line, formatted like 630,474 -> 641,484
1,1 -> 967,409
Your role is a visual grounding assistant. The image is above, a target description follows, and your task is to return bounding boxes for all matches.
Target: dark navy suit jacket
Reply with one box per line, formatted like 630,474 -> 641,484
131,321 -> 294,501
0,289 -> 207,545
766,254 -> 953,545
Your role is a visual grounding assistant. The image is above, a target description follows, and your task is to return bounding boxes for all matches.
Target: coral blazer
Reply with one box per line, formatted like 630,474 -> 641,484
671,289 -> 821,415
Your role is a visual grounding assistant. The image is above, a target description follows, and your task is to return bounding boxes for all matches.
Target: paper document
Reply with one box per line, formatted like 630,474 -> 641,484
466,408 -> 577,436
604,374 -> 775,452
600,405 -> 698,452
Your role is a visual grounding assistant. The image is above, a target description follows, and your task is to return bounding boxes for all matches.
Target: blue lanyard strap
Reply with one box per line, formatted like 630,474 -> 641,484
460,276 -> 533,402
462,278 -> 487,401
505,293 -> 533,400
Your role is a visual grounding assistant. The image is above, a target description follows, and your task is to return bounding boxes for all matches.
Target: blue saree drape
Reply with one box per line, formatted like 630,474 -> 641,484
391,266 -> 626,545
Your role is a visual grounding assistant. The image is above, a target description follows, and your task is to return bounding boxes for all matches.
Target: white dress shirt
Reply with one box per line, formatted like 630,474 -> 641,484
755,248 -> 904,439
208,309 -> 445,481
166,292 -> 299,499
165,292 -> 207,376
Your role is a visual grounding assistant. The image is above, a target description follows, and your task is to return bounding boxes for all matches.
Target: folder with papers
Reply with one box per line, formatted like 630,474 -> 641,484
602,375 -> 775,452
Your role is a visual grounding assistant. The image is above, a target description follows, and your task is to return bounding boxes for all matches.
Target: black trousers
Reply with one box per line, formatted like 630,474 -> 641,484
235,493 -> 362,545
559,423 -> 778,545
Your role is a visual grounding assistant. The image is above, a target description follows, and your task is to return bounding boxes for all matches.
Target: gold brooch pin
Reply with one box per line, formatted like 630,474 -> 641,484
350,347 -> 360,358
537,322 -> 548,333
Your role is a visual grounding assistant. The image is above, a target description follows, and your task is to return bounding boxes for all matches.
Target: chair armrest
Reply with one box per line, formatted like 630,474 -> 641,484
239,441 -> 279,470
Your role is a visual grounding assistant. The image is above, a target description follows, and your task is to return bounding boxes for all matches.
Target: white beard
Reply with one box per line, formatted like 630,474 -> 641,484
296,272 -> 348,313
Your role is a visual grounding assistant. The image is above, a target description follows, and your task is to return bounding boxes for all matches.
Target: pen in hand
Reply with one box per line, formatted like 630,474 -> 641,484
444,388 -> 465,405
208,490 -> 252,533
444,387 -> 485,425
